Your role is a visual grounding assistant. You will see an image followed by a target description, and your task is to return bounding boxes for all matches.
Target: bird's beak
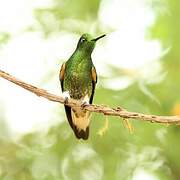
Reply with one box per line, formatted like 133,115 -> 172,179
92,34 -> 106,41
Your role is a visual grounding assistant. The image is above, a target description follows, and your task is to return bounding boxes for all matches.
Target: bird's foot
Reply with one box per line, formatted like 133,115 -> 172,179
62,91 -> 70,105
81,101 -> 89,109
64,97 -> 69,105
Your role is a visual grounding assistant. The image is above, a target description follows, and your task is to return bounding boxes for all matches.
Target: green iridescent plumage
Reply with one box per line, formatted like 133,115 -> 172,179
64,41 -> 94,99
60,33 -> 105,140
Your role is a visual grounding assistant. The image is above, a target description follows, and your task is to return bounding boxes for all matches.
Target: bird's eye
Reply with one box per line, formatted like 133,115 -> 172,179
80,38 -> 85,43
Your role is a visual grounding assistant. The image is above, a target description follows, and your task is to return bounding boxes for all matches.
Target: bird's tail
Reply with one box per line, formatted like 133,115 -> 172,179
71,109 -> 90,140
73,125 -> 89,140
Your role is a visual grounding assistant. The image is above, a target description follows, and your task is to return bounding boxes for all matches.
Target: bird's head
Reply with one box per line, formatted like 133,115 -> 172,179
76,33 -> 106,54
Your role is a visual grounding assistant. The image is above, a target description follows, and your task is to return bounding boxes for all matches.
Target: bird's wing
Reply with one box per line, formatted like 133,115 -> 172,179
90,66 -> 97,104
59,62 -> 66,91
59,62 -> 74,130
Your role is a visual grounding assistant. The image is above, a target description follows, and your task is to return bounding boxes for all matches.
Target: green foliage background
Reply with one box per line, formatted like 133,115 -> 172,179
0,0 -> 180,179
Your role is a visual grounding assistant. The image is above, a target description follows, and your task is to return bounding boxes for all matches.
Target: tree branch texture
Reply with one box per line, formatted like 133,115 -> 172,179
0,69 -> 180,124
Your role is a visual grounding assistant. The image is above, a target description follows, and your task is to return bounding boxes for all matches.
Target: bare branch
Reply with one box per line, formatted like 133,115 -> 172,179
0,69 -> 180,124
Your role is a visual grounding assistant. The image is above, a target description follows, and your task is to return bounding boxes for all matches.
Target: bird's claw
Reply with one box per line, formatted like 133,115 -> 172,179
64,97 -> 69,105
81,101 -> 89,109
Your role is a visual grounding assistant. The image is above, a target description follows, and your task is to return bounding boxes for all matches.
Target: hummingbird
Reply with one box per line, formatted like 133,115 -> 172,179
59,33 -> 105,140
